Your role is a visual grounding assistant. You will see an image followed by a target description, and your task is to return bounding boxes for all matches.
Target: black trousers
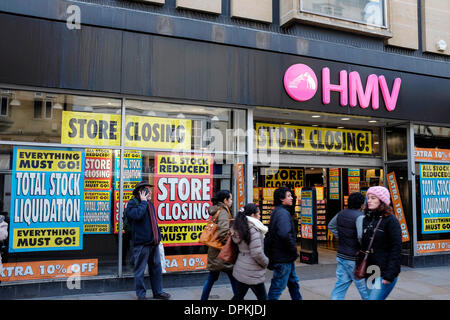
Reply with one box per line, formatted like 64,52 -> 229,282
232,280 -> 267,300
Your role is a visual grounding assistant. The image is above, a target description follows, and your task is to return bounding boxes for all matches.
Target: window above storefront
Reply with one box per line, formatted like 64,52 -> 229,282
300,0 -> 387,28
280,0 -> 391,38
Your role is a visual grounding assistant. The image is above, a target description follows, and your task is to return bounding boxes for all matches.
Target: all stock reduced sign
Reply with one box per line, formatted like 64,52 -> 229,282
154,153 -> 213,247
9,147 -> 85,252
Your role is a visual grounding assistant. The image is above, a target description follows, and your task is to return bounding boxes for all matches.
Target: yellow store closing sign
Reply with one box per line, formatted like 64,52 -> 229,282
61,111 -> 191,150
256,123 -> 372,154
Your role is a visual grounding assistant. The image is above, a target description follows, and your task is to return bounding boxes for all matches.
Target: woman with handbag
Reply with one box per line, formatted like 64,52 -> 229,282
359,186 -> 402,300
231,203 -> 269,300
200,190 -> 238,300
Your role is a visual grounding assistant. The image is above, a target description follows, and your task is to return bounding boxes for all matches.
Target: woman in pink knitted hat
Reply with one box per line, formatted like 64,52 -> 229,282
359,186 -> 402,300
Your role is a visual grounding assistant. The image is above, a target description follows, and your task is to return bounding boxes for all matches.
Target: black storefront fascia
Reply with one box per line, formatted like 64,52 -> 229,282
0,10 -> 449,298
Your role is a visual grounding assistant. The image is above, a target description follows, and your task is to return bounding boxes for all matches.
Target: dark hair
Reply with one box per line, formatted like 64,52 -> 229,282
364,202 -> 394,217
212,190 -> 232,205
348,192 -> 366,210
233,203 -> 259,245
274,187 -> 292,207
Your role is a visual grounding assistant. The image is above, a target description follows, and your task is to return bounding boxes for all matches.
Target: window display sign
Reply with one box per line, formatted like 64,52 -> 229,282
387,172 -> 410,242
9,147 -> 85,252
0,259 -> 98,282
348,168 -> 360,194
61,111 -> 192,150
113,150 -> 142,234
417,240 -> 450,254
154,153 -> 213,247
235,163 -> 245,211
262,168 -> 304,189
300,190 -> 314,239
415,148 -> 450,162
83,149 -> 113,234
329,168 -> 340,200
256,123 -> 372,154
419,163 -> 450,234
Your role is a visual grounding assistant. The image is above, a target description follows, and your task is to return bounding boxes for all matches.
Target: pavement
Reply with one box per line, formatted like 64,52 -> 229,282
24,248 -> 450,300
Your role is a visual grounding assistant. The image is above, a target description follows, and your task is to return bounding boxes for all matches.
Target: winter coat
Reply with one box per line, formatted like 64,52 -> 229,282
231,219 -> 268,285
206,203 -> 234,272
125,197 -> 161,247
265,205 -> 298,264
328,209 -> 364,261
0,220 -> 8,269
361,211 -> 402,282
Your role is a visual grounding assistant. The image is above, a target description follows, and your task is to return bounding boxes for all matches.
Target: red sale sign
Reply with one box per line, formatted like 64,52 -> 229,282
154,153 -> 213,247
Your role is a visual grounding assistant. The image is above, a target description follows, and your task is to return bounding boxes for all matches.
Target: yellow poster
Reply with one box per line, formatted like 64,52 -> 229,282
256,123 -> 372,154
61,111 -> 192,150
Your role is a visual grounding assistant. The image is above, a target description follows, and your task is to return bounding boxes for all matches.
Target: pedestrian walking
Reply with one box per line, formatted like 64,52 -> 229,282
0,214 -> 8,278
328,192 -> 369,300
266,187 -> 302,300
200,190 -> 238,300
360,186 -> 402,300
126,181 -> 171,300
231,203 -> 269,300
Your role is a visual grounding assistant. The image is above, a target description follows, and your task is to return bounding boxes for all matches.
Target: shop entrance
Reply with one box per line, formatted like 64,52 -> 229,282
253,165 -> 384,263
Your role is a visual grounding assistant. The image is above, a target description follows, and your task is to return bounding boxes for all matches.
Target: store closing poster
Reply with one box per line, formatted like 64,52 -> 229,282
83,149 -> 113,234
420,163 -> 450,234
154,153 -> 213,246
154,153 -> 213,272
9,147 -> 85,252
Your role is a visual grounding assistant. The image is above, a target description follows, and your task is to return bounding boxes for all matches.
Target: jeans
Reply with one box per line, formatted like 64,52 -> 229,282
201,270 -> 238,300
267,262 -> 302,300
330,257 -> 369,300
133,244 -> 163,298
232,281 -> 267,301
367,277 -> 398,300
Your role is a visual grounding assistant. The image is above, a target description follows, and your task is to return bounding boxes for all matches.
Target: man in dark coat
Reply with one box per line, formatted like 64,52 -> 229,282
126,181 -> 171,300
328,192 -> 368,300
266,187 -> 302,300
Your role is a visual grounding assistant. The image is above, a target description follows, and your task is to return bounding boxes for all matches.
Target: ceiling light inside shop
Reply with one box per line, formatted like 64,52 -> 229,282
341,117 -> 350,121
311,115 -> 321,118
337,126 -> 344,129
368,120 -> 378,123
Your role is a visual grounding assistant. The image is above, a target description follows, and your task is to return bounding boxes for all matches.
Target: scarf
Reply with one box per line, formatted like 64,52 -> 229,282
247,216 -> 268,235
147,201 -> 160,245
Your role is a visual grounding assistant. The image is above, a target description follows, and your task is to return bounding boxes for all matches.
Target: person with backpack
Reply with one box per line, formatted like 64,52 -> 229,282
231,203 -> 269,300
125,181 -> 171,300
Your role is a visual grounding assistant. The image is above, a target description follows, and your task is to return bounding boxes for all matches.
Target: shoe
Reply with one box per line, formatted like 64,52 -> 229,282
153,292 -> 171,300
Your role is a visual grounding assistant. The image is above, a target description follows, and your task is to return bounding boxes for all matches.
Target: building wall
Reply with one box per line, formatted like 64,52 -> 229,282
421,0 -> 450,56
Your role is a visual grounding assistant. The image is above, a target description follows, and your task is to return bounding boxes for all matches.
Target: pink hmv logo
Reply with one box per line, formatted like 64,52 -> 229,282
284,64 -> 318,102
283,63 -> 402,112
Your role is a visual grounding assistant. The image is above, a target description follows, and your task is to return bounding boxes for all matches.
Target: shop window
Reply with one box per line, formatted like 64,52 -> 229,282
0,89 -> 121,144
386,127 -> 407,161
0,97 -> 8,116
300,0 -> 387,28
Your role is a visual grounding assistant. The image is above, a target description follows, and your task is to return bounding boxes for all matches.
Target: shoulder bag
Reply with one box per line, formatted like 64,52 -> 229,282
199,206 -> 233,250
354,217 -> 383,279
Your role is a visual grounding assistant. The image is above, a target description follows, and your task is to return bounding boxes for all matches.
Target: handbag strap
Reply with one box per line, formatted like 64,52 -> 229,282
364,217 -> 383,254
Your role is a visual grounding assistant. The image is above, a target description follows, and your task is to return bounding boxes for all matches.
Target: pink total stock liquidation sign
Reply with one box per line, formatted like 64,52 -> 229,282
283,64 -> 318,102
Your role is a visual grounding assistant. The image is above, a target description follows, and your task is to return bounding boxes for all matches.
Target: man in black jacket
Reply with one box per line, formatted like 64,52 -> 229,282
328,192 -> 368,300
266,187 -> 302,300
126,181 -> 171,300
